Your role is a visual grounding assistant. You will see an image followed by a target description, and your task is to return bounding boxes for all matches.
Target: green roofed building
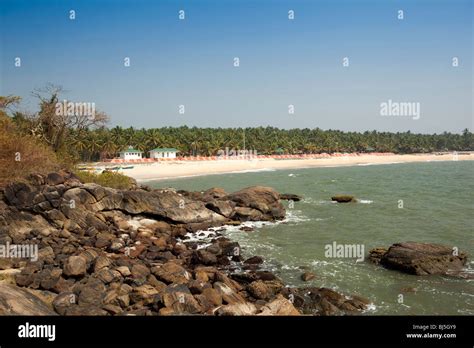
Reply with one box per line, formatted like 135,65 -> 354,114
150,148 -> 178,159
119,146 -> 143,160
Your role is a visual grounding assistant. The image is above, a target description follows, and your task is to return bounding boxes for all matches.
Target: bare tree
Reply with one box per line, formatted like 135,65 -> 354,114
30,84 -> 109,152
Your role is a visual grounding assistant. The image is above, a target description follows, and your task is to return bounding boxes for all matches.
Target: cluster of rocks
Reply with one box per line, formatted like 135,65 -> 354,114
0,171 -> 369,316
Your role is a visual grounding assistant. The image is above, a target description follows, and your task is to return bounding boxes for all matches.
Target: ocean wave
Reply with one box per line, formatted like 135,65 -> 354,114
301,197 -> 316,204
357,162 -> 401,166
283,210 -> 311,224
280,264 -> 302,271
357,163 -> 377,166
228,168 -> 277,174
363,303 -> 377,313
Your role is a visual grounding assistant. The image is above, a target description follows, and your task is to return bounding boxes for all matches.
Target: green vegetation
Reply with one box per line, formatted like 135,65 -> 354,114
1,86 -> 473,169
74,170 -> 136,190
0,96 -> 60,185
66,126 -> 473,162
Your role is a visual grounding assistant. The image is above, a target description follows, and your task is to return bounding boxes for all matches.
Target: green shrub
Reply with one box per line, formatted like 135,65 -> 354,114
74,170 -> 136,190
0,111 -> 60,186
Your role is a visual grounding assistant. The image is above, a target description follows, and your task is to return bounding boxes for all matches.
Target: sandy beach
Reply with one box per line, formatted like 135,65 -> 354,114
113,153 -> 474,182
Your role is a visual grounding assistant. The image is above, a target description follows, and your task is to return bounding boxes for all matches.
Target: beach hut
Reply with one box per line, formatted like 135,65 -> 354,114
150,148 -> 178,159
119,146 -> 143,160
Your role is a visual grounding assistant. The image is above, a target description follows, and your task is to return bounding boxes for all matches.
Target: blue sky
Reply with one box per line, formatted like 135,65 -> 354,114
1,0 -> 472,133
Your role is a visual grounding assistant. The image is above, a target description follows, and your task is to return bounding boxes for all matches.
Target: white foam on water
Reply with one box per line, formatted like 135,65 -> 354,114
364,303 -> 377,313
358,199 -> 374,204
357,162 -> 401,166
183,230 -> 217,243
280,264 -> 302,271
281,210 -> 311,225
300,197 -> 314,204
357,163 -> 377,166
310,260 -> 333,267
229,167 -> 277,174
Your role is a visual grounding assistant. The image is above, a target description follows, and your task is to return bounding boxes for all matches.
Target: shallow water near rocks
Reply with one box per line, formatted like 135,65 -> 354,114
148,161 -> 474,315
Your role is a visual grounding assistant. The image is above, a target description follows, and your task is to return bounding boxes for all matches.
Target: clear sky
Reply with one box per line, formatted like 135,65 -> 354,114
1,0 -> 472,133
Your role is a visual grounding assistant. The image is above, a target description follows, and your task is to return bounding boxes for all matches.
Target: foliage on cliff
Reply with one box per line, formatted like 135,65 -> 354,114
0,97 -> 60,185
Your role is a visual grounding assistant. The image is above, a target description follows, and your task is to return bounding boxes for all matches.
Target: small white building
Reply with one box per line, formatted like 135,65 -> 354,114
119,146 -> 143,160
150,148 -> 177,159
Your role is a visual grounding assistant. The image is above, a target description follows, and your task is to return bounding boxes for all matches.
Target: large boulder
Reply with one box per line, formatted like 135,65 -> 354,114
120,190 -> 227,224
331,195 -> 356,203
258,294 -> 300,315
0,283 -> 57,315
224,186 -> 286,220
279,193 -> 302,202
377,242 -> 468,276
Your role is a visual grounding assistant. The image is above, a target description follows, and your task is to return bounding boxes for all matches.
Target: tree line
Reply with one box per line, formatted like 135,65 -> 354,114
2,86 -> 473,163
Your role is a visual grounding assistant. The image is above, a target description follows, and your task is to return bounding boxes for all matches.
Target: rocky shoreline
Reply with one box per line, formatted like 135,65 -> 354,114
0,171 -> 371,316
0,171 -> 470,315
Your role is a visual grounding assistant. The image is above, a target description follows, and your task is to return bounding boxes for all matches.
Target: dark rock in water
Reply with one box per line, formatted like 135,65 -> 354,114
239,226 -> 254,232
331,195 -> 356,203
301,272 -> 316,282
279,193 -> 302,202
378,242 -> 468,276
400,287 -> 417,293
255,271 -> 279,281
244,256 -> 264,265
